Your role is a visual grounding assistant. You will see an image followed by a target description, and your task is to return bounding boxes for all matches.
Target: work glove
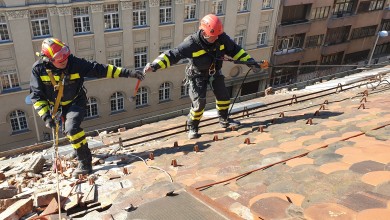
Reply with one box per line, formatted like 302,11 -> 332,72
45,117 -> 56,129
130,70 -> 145,81
250,64 -> 262,74
143,63 -> 157,73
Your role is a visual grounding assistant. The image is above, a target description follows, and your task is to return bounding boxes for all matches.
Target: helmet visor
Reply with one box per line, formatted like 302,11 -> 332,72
52,46 -> 70,63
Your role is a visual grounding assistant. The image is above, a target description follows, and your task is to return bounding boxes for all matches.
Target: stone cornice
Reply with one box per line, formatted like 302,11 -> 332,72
6,10 -> 29,20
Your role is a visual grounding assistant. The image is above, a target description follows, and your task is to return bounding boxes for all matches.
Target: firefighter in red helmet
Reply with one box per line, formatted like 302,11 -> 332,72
30,38 -> 145,177
144,14 -> 267,139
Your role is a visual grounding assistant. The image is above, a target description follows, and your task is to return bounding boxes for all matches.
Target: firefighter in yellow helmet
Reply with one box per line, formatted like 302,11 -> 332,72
29,38 -> 145,177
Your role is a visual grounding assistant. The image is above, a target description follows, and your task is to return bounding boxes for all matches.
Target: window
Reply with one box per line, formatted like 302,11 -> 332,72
300,61 -> 318,74
134,47 -> 147,68
159,43 -> 172,54
108,51 -> 122,67
73,6 -> 90,33
212,0 -> 224,15
369,0 -> 385,11
333,0 -> 355,16
344,50 -> 370,63
181,84 -> 189,97
159,82 -> 171,101
234,30 -> 245,48
311,6 -> 330,20
86,97 -> 98,118
262,0 -> 273,9
104,4 -> 119,30
160,0 -> 173,24
281,4 -> 309,25
10,110 -> 28,132
238,0 -> 249,12
110,92 -> 124,112
185,0 -> 197,20
374,42 -> 390,56
257,26 -> 269,46
305,34 -> 324,48
321,52 -> 344,65
1,69 -> 19,90
271,61 -> 299,86
30,9 -> 50,37
136,87 -> 148,107
351,25 -> 377,40
276,34 -> 305,52
0,15 -> 9,41
381,19 -> 390,31
324,26 -> 351,46
133,1 -> 147,27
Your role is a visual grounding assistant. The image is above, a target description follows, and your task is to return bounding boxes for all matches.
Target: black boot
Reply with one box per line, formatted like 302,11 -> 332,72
188,126 -> 200,139
187,119 -> 200,139
72,145 -> 92,178
219,117 -> 241,128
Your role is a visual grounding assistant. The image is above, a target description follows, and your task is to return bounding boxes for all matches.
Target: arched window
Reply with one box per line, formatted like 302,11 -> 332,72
136,87 -> 148,107
110,92 -> 124,112
86,97 -> 98,118
10,110 -> 28,132
159,82 -> 171,102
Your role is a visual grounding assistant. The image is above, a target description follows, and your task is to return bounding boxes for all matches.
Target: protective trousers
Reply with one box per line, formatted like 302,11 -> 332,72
61,95 -> 91,165
187,72 -> 230,130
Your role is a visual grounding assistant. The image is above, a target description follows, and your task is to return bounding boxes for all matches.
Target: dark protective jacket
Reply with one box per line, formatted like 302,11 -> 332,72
150,30 -> 258,74
30,54 -> 131,121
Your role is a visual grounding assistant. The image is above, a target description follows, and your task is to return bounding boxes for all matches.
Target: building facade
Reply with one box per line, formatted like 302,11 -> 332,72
271,0 -> 390,87
0,0 -> 277,150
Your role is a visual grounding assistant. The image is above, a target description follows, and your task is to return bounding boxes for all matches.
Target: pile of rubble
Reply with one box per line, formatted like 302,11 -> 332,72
0,144 -> 141,219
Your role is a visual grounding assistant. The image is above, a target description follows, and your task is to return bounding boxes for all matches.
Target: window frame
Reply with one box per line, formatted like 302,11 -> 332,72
136,86 -> 148,107
73,6 -> 91,34
257,26 -> 269,46
0,15 -> 10,41
181,84 -> 190,97
134,47 -> 148,69
110,92 -> 125,112
159,82 -> 171,102
133,1 -> 147,27
86,97 -> 99,118
104,4 -> 120,31
234,30 -> 245,48
184,0 -> 197,20
160,0 -> 173,24
108,51 -> 122,67
10,110 -> 28,133
1,70 -> 20,90
212,0 -> 224,15
262,0 -> 273,9
30,9 -> 50,37
238,0 -> 249,12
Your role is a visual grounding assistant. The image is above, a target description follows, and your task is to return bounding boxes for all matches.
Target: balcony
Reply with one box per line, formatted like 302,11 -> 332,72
321,42 -> 348,55
277,21 -> 311,36
283,0 -> 315,6
273,48 -> 304,65
383,8 -> 390,19
327,14 -> 357,29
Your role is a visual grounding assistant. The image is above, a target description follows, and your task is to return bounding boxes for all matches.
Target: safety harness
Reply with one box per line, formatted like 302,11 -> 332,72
46,69 -> 64,117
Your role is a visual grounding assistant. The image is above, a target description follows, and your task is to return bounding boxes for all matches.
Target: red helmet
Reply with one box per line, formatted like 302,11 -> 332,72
199,14 -> 223,37
40,38 -> 70,63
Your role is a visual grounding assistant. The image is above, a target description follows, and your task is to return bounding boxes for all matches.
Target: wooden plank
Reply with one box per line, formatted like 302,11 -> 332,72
81,185 -> 95,205
0,198 -> 33,220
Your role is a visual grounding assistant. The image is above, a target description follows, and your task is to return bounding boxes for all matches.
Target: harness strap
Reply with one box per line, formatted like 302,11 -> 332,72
46,69 -> 64,117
